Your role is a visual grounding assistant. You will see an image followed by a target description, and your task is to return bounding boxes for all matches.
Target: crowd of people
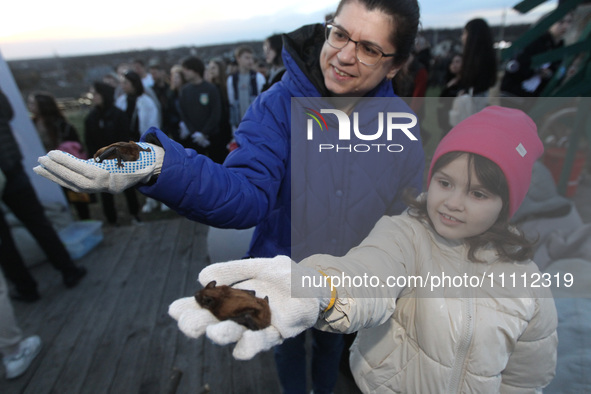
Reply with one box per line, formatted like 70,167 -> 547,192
18,7 -> 576,226
395,11 -> 574,140
17,35 -> 286,225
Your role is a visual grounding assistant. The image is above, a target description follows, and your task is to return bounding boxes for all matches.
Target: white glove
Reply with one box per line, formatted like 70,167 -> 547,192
33,142 -> 164,194
191,131 -> 210,148
178,121 -> 191,140
168,256 -> 331,360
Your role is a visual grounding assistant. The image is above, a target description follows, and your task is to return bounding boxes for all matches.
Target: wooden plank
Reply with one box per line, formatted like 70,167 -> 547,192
109,219 -> 184,393
76,222 -> 156,394
27,225 -> 137,394
230,350 -> 281,393
139,219 -> 210,394
54,223 -> 148,394
172,220 -> 213,394
13,225 -> 126,327
135,218 -> 188,394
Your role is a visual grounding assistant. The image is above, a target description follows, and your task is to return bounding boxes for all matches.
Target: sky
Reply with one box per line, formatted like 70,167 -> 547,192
1,0 -> 558,61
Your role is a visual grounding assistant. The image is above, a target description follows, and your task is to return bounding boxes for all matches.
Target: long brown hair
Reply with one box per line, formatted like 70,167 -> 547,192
459,18 -> 497,94
407,152 -> 534,263
207,58 -> 228,104
31,91 -> 69,149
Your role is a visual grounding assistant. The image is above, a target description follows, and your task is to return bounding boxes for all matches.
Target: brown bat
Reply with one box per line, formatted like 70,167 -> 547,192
93,141 -> 151,168
195,281 -> 271,330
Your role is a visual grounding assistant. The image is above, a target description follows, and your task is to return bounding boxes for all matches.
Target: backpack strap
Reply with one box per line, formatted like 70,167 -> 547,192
232,71 -> 260,99
232,72 -> 239,100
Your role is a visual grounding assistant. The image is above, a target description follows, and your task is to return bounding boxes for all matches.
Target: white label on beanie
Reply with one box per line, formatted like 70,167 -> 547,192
516,143 -> 527,157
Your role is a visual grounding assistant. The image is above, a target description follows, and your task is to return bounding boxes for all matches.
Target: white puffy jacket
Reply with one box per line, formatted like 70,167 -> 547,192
116,93 -> 160,134
301,212 -> 558,393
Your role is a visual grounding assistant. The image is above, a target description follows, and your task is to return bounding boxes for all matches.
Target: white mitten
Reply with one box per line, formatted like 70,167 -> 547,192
178,121 -> 191,140
168,255 -> 331,360
33,142 -> 164,194
191,132 -> 210,148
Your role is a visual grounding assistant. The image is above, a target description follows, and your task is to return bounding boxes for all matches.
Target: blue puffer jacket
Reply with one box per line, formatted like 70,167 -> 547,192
138,24 -> 425,259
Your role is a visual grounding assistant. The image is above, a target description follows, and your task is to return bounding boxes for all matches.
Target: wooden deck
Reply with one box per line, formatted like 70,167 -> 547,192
1,217 -> 361,394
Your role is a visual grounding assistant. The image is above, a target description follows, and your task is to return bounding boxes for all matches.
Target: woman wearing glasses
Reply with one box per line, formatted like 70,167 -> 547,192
35,0 -> 423,392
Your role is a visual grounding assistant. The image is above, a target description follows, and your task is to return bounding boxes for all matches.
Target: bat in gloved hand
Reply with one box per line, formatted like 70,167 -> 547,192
93,141 -> 151,168
195,281 -> 271,331
168,256 -> 329,361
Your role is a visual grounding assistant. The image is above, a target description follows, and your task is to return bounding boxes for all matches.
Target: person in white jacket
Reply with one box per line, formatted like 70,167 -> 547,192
116,70 -> 161,216
168,106 -> 558,393
115,70 -> 160,141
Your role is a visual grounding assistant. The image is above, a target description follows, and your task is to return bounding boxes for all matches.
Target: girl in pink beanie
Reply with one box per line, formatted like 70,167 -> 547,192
170,106 -> 558,393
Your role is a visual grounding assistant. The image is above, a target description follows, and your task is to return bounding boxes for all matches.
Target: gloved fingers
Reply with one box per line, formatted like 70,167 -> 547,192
232,326 -> 282,360
38,154 -> 104,181
33,165 -> 88,193
46,150 -> 103,171
168,297 -> 200,320
176,307 -> 220,339
34,161 -> 107,193
205,320 -> 247,346
198,256 -> 293,287
199,260 -> 259,286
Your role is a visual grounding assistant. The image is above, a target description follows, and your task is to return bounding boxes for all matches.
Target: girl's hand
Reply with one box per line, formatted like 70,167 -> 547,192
168,256 -> 330,360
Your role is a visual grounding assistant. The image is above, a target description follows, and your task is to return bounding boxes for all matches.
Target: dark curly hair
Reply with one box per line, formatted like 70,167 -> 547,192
406,152 -> 535,263
335,0 -> 420,67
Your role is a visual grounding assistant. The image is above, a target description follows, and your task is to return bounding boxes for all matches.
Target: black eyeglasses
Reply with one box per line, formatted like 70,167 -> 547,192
325,24 -> 396,66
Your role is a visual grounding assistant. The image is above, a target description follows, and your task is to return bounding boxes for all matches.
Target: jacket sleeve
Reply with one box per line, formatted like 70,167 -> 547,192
500,292 -> 558,393
137,89 -> 290,229
115,95 -> 126,111
299,215 -> 418,334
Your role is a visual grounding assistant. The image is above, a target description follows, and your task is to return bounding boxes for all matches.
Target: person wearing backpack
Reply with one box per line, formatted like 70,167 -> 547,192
226,45 -> 266,131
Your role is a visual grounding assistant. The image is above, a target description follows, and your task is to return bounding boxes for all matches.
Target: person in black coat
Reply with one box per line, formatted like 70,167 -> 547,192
0,88 -> 86,302
84,81 -> 141,225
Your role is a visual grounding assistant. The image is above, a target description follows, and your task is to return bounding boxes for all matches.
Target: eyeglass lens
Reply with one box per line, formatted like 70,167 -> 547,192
326,25 -> 384,66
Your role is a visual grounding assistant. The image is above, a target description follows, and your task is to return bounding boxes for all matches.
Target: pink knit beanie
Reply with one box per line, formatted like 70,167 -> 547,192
428,106 -> 544,218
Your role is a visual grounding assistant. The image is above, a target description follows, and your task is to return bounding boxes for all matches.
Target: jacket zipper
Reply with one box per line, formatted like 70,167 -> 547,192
447,296 -> 475,393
